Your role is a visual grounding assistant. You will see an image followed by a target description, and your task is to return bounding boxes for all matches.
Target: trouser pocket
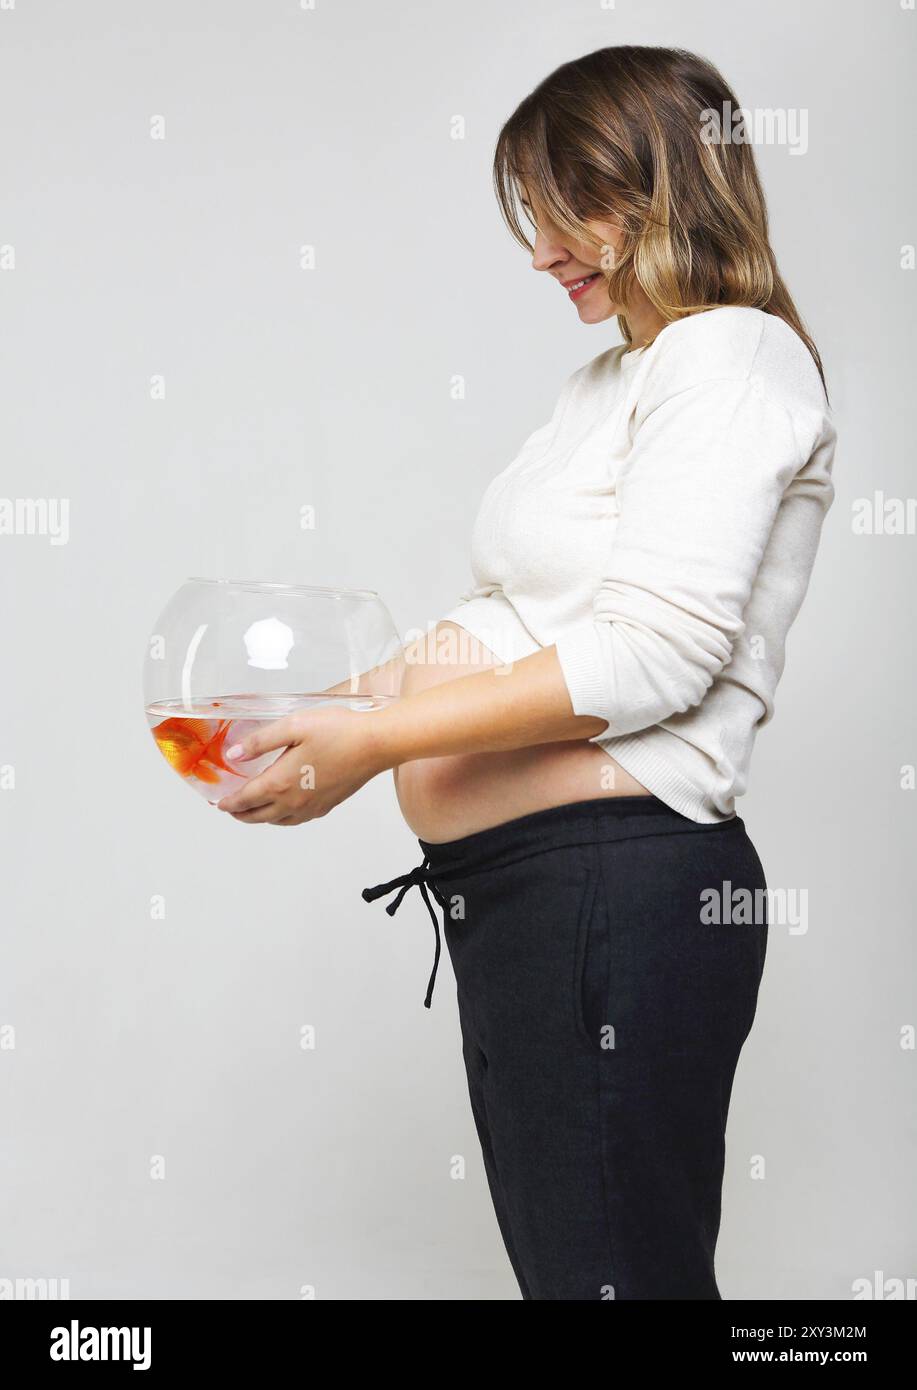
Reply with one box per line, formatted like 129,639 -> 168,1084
571,848 -> 611,1052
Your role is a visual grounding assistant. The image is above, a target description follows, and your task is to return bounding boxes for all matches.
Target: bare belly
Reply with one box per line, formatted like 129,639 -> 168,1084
393,621 -> 652,843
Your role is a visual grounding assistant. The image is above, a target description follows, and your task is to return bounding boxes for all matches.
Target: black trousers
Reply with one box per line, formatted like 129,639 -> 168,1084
363,796 -> 768,1301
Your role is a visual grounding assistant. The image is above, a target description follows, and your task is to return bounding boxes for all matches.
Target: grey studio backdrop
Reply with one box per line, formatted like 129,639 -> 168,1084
0,0 -> 913,1302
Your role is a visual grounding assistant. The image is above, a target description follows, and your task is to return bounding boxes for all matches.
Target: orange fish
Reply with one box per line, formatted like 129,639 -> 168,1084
151,717 -> 246,785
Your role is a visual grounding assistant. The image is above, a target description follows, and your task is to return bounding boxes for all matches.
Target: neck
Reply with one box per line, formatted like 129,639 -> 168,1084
624,295 -> 667,350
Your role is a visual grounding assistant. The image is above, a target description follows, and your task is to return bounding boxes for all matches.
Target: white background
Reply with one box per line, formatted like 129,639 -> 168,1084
0,0 -> 914,1299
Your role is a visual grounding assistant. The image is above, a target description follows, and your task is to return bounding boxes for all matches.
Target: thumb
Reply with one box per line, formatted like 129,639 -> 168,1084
226,715 -> 299,762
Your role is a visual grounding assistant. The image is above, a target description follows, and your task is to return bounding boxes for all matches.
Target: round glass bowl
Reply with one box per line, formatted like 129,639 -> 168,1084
144,578 -> 403,803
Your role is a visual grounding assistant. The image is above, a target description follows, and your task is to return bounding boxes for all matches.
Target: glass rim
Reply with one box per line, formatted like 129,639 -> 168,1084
186,576 -> 381,601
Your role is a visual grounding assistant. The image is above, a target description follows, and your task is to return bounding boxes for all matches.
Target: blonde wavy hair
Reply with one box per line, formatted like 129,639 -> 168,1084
494,45 -> 827,396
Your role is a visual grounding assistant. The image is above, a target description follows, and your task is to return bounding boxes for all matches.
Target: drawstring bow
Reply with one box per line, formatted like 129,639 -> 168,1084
361,859 -> 448,1008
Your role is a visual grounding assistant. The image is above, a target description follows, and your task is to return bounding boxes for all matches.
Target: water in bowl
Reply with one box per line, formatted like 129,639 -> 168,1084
146,693 -> 393,803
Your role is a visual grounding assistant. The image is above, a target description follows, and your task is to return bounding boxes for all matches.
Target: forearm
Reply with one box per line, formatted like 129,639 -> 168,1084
368,645 -> 607,770
218,643 -> 608,826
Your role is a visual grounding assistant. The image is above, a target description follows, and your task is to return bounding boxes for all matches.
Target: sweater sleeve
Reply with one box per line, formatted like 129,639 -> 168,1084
553,372 -> 808,738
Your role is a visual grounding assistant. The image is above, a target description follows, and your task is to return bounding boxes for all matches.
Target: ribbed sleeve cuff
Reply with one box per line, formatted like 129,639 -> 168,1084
553,623 -> 613,729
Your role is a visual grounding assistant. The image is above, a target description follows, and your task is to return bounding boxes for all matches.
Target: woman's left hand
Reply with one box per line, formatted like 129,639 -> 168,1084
216,706 -> 388,825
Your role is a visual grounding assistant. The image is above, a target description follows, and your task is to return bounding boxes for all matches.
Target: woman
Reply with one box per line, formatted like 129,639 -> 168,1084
217,46 -> 836,1300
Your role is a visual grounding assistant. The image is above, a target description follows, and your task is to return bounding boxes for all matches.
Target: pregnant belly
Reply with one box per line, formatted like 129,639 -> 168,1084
392,621 -> 652,843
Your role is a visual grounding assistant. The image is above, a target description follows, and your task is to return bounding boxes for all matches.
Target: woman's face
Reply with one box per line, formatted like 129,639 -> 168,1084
522,190 -> 623,324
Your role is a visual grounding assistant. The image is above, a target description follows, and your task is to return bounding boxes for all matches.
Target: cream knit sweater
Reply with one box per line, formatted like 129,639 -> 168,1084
442,306 -> 836,822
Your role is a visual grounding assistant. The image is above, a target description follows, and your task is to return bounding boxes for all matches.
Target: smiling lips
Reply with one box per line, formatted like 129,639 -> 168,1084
564,272 -> 601,301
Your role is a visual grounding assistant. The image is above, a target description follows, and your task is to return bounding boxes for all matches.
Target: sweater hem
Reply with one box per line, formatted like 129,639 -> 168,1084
439,592 -> 541,666
598,733 -> 734,825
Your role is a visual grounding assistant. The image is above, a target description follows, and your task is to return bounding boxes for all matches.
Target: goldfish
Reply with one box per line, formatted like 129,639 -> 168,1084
151,717 -> 246,785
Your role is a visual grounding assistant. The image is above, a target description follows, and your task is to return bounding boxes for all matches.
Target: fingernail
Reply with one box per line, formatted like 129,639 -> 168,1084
226,744 -> 244,760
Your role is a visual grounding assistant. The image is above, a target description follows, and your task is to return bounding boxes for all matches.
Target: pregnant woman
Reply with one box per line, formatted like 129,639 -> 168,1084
217,46 -> 836,1300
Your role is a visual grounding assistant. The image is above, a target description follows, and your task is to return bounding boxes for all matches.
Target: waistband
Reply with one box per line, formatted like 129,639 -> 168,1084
419,795 -> 739,881
361,797 -> 740,1010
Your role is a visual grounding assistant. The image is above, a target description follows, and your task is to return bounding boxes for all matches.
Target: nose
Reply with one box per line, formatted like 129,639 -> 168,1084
531,225 -> 569,275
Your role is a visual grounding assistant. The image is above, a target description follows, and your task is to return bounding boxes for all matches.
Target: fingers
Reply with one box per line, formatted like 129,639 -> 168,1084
229,806 -> 308,826
219,738 -> 304,814
230,804 -> 287,824
217,774 -> 279,814
225,714 -> 297,764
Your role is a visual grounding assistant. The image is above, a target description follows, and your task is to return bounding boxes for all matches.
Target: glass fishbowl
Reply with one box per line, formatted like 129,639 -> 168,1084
144,578 -> 403,803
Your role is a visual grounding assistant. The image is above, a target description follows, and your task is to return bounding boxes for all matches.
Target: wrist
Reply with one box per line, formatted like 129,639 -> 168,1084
363,702 -> 405,774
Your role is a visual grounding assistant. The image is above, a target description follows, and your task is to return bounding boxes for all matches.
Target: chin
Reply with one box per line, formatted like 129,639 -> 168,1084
578,303 -> 617,325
